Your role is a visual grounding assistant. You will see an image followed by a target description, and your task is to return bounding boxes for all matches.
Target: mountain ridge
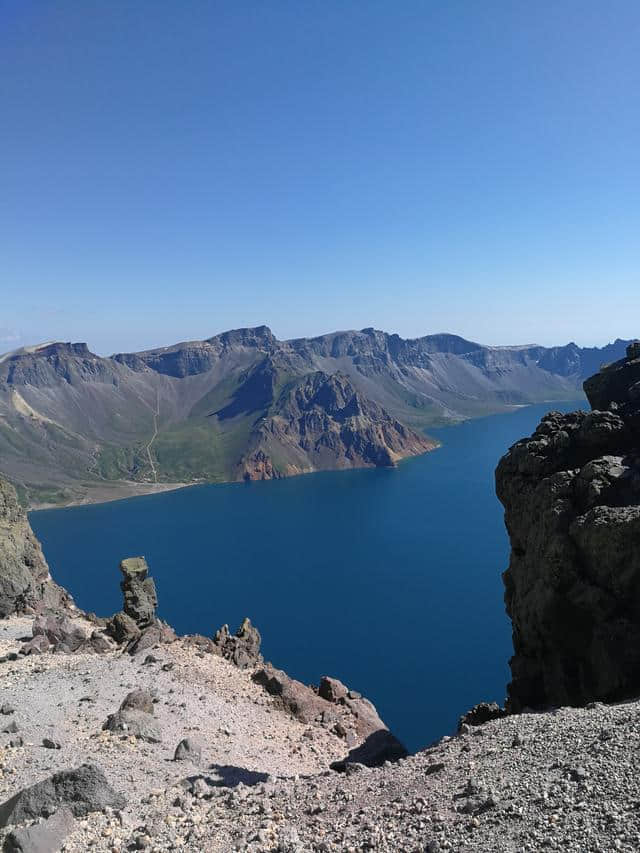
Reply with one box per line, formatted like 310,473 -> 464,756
0,326 -> 630,507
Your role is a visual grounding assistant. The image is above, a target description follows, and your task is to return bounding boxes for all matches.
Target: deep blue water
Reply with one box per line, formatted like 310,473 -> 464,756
30,401 -> 583,752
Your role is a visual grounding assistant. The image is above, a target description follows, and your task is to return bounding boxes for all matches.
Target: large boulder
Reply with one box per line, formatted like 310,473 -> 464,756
0,477 -> 71,617
0,765 -> 125,826
497,341 -> 640,712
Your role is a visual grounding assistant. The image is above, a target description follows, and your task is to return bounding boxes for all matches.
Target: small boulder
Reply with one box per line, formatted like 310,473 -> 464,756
102,709 -> 161,743
32,615 -> 90,652
120,689 -> 155,715
89,632 -> 114,653
174,738 -> 202,763
103,690 -> 160,743
3,807 -> 75,853
20,635 -> 50,656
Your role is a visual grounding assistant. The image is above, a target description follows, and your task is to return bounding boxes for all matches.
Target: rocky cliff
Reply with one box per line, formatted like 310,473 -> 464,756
238,370 -> 435,481
0,476 -> 70,617
497,341 -> 640,712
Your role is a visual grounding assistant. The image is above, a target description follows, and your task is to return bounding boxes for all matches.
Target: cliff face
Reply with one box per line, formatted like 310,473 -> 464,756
238,371 -> 435,481
0,476 -> 70,616
497,342 -> 640,712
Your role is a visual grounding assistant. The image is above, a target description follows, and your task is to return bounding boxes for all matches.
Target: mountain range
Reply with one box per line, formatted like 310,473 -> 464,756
0,327 -> 630,506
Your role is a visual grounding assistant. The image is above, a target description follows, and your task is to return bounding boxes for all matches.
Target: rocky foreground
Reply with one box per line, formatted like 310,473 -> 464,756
3,613 -> 640,852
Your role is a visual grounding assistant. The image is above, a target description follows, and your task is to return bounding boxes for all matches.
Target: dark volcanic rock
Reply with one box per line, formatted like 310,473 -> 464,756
497,342 -> 640,712
458,702 -> 506,730
0,477 -> 71,617
583,341 -> 640,411
0,764 -> 125,826
213,618 -> 262,669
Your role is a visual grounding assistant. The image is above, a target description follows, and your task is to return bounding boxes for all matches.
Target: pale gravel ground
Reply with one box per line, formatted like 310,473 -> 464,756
0,615 -> 347,850
4,616 -> 640,852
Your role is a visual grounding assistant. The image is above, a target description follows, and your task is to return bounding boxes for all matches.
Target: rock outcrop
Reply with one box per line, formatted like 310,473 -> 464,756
252,666 -> 407,768
212,618 -> 262,669
20,613 -> 113,656
0,476 -> 70,617
105,557 -> 175,653
497,341 -> 640,712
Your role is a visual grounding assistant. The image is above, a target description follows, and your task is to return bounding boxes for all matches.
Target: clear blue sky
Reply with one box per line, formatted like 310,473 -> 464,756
2,1 -> 638,354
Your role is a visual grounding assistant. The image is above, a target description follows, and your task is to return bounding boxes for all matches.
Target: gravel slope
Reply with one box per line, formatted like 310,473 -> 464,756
3,615 -> 640,852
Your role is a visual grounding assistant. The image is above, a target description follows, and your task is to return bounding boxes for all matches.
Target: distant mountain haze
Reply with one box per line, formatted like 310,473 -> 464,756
0,328 -> 630,507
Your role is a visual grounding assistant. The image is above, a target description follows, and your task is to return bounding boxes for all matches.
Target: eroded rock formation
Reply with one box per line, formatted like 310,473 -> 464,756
213,617 -> 262,669
105,557 -> 175,653
497,341 -> 640,711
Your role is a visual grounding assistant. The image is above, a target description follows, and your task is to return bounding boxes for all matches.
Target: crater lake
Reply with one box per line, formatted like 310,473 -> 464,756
30,400 -> 584,752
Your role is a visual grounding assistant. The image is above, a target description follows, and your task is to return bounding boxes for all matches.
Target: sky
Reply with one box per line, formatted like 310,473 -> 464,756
1,1 -> 639,355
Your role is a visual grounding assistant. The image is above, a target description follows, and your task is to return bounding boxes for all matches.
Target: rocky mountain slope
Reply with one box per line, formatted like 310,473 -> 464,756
497,340 -> 640,712
0,329 -> 629,507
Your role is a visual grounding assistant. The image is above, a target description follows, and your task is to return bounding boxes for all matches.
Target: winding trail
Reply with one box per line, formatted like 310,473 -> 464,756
138,388 -> 160,483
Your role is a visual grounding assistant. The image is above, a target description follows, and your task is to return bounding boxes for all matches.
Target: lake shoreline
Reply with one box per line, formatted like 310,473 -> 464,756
28,444 -> 441,512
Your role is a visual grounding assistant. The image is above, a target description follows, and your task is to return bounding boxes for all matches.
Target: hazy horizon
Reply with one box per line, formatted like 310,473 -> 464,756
2,2 -> 639,354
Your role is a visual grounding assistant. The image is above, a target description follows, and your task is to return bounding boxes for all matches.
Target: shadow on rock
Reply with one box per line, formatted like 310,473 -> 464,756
207,765 -> 270,788
331,729 -> 407,772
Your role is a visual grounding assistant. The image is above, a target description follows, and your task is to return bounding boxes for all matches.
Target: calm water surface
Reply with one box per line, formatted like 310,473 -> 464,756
30,401 -> 583,752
